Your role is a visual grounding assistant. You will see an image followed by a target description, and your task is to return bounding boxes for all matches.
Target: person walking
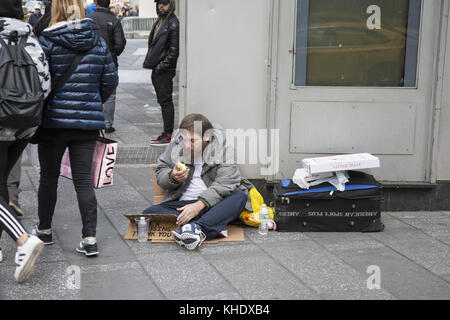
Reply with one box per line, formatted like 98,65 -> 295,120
143,0 -> 179,147
28,5 -> 42,27
87,0 -> 127,134
33,0 -> 52,37
0,0 -> 50,283
31,0 -> 118,257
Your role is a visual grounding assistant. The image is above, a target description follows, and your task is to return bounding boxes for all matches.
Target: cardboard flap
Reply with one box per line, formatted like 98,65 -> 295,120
123,214 -> 245,243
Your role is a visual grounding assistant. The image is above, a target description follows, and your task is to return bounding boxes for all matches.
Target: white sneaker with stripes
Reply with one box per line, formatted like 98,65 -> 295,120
14,235 -> 44,283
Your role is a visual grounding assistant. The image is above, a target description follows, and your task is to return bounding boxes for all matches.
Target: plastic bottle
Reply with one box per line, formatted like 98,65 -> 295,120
259,204 -> 269,235
137,217 -> 148,242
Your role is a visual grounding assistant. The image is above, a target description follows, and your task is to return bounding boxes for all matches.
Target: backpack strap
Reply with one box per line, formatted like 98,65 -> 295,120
0,35 -> 6,47
45,52 -> 88,104
19,34 -> 29,47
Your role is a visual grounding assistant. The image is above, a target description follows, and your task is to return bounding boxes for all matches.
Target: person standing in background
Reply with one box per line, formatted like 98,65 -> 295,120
87,0 -> 127,134
86,2 -> 96,15
33,0 -> 52,37
143,0 -> 179,147
28,5 -> 42,27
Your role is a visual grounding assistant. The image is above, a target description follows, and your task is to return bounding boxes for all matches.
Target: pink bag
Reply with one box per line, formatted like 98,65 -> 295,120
60,137 -> 118,189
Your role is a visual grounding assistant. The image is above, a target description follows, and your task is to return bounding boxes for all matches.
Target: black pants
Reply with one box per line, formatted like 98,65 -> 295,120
37,128 -> 99,238
151,69 -> 176,134
0,140 -> 28,241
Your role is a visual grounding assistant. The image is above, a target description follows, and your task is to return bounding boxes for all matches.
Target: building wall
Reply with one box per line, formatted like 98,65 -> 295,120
183,0 -> 449,182
184,0 -> 271,178
437,3 -> 450,181
139,0 -> 157,18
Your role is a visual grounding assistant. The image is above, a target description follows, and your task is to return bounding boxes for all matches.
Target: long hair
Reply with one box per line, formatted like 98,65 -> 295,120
49,0 -> 85,26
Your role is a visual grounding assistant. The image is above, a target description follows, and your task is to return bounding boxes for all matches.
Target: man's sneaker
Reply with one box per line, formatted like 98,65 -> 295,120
0,248 -> 3,263
76,237 -> 99,257
150,132 -> 172,147
14,235 -> 44,283
9,201 -> 24,217
30,224 -> 54,245
172,223 -> 206,251
105,127 -> 116,134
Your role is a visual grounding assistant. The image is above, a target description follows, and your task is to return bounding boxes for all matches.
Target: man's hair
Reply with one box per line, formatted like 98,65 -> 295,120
179,114 -> 214,138
97,0 -> 111,9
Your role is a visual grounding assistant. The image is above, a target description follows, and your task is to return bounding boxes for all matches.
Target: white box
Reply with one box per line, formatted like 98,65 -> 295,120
302,153 -> 380,174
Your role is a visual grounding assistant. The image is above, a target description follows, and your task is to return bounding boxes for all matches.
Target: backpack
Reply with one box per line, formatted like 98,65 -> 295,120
0,31 -> 44,128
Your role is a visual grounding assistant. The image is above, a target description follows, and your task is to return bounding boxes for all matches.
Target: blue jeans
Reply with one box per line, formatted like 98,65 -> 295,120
143,189 -> 248,240
103,88 -> 117,129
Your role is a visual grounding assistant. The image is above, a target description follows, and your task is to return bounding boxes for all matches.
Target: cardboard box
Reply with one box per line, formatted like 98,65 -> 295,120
124,214 -> 245,243
152,166 -> 165,204
302,153 -> 380,174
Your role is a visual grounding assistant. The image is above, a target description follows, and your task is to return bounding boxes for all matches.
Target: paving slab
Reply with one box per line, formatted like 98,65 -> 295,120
335,247 -> 450,299
0,262 -> 81,300
201,243 -> 319,300
137,250 -> 239,299
260,240 -> 393,299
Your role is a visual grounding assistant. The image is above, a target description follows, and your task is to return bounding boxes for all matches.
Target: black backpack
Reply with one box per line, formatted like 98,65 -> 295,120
0,31 -> 44,128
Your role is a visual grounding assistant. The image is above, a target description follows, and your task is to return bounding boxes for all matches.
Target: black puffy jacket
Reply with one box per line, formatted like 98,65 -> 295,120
87,7 -> 126,67
143,14 -> 179,72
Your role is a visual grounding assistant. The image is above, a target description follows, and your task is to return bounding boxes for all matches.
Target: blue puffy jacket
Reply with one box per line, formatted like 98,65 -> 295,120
39,19 -> 118,130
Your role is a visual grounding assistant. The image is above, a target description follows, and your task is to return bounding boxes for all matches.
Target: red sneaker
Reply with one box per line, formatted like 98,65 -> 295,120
150,132 -> 172,147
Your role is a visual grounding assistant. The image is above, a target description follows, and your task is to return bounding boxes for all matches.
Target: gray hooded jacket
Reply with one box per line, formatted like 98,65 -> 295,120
156,129 -> 255,212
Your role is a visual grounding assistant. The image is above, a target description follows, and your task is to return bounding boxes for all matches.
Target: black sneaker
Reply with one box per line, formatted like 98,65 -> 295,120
150,132 -> 172,147
151,132 -> 166,142
76,237 -> 99,257
30,224 -> 54,245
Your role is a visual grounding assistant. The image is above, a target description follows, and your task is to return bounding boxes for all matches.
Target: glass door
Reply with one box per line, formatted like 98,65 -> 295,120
270,0 -> 441,182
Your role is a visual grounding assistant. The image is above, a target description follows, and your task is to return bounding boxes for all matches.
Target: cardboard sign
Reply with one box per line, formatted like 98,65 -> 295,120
124,214 -> 245,243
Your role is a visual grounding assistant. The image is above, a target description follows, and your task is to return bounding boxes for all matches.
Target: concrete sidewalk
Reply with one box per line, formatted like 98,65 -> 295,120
1,40 -> 450,300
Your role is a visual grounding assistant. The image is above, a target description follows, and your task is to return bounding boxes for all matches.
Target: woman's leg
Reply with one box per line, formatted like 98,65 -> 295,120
0,140 -> 29,243
37,136 -> 68,230
68,138 -> 98,238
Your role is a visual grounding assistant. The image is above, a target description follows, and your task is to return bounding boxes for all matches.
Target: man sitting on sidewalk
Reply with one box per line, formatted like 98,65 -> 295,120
142,114 -> 254,250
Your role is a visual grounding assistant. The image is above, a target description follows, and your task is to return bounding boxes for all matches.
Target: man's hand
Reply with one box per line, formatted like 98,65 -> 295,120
171,165 -> 189,183
176,201 -> 206,225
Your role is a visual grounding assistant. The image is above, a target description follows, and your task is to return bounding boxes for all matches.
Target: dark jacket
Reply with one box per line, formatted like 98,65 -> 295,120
87,7 -> 126,67
28,12 -> 42,27
39,18 -> 118,130
143,14 -> 179,73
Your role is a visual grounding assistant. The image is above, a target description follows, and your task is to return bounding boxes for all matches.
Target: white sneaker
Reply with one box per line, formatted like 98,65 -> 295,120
14,235 -> 44,283
0,247 -> 3,263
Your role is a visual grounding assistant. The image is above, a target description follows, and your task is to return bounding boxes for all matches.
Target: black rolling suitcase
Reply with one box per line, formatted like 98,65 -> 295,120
274,171 -> 385,232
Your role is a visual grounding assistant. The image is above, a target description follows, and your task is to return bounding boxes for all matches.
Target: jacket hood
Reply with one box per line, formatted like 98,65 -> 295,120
41,18 -> 100,52
0,18 -> 33,38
